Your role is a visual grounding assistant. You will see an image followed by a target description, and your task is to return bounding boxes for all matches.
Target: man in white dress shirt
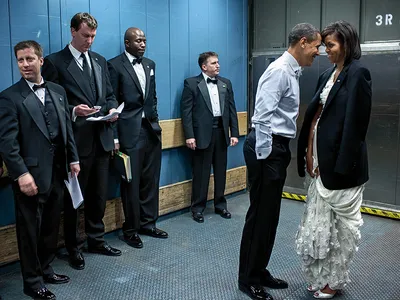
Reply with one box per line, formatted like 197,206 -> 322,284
238,23 -> 321,300
108,27 -> 168,249
181,52 -> 239,223
42,12 -> 122,271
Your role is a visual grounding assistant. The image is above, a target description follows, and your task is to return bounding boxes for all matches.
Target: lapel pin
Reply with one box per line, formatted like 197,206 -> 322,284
147,65 -> 149,68
223,84 -> 226,88
337,80 -> 341,82
59,97 -> 63,101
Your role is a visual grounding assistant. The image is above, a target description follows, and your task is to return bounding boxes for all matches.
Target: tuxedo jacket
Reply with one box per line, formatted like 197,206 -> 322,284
0,79 -> 79,193
181,74 -> 239,149
42,46 -> 118,156
297,60 -> 372,190
108,54 -> 161,148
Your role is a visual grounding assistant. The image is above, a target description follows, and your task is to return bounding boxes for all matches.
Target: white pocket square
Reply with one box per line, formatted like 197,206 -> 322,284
150,69 -> 154,76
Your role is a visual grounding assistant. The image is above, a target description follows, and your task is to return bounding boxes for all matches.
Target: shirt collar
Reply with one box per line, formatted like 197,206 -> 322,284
282,51 -> 302,77
69,43 -> 87,60
25,77 -> 44,91
202,72 -> 216,82
125,50 -> 140,64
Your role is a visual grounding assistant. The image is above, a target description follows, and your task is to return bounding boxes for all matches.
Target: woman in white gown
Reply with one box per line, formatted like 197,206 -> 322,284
296,21 -> 372,299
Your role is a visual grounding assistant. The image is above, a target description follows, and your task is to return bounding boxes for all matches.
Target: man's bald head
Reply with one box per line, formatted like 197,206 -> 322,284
124,27 -> 146,57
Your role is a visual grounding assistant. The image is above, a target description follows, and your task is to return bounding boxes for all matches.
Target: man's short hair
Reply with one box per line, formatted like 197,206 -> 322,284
288,23 -> 320,47
70,12 -> 98,31
198,51 -> 218,68
14,40 -> 43,58
321,20 -> 361,65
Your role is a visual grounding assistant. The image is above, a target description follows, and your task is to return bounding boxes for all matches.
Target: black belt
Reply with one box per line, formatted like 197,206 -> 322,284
212,117 -> 223,128
272,134 -> 290,145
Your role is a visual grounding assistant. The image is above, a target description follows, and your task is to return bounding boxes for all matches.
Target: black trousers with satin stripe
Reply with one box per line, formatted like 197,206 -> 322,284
191,127 -> 228,213
63,139 -> 110,253
14,164 -> 64,290
120,121 -> 161,237
238,130 -> 291,285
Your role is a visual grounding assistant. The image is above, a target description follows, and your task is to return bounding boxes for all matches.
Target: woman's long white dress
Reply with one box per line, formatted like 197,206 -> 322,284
295,70 -> 364,290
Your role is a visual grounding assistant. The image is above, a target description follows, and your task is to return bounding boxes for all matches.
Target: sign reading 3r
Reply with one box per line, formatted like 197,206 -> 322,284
375,14 -> 393,26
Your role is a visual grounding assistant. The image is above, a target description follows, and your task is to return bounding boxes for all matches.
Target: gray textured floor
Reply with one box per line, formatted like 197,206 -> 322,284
1,193 -> 399,300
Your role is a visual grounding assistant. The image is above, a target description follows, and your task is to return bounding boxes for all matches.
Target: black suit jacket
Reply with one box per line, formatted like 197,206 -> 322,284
181,74 -> 239,149
297,60 -> 372,190
42,46 -> 118,156
108,53 -> 161,148
0,79 -> 79,193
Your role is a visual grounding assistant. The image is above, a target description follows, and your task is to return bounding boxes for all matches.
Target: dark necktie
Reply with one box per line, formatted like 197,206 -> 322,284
132,56 -> 143,64
207,78 -> 218,84
80,53 -> 91,77
33,82 -> 46,91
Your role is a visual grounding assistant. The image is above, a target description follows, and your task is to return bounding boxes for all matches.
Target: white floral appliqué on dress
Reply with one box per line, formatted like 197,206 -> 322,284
295,69 -> 364,290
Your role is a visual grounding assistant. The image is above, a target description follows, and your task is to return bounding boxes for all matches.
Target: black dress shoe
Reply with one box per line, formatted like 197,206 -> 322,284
68,252 -> 85,270
23,287 -> 56,300
43,273 -> 70,284
215,208 -> 232,219
139,227 -> 168,239
121,233 -> 143,248
88,243 -> 122,256
192,212 -> 204,223
239,283 -> 274,300
260,270 -> 288,289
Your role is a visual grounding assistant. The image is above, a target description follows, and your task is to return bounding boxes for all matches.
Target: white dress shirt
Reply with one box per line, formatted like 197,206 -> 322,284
125,51 -> 146,118
252,51 -> 301,159
202,72 -> 221,117
68,43 -> 93,122
26,78 -> 45,105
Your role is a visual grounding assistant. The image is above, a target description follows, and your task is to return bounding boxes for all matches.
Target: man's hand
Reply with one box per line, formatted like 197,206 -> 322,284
114,142 -> 120,151
107,108 -> 119,123
70,163 -> 80,177
230,137 -> 239,147
75,104 -> 99,117
186,138 -> 196,150
18,173 -> 38,196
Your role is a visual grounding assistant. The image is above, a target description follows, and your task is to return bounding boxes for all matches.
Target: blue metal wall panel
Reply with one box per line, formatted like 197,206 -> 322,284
0,0 -> 12,92
209,0 -> 228,71
188,0 -> 209,75
147,0 -> 170,120
9,0 -> 49,82
119,0 -> 147,52
169,0 -> 189,119
60,0 -> 90,48
227,0 -> 246,112
90,0 -> 120,58
48,0 -> 62,53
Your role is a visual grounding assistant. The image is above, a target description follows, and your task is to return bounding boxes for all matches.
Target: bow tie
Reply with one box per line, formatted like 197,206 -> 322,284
207,78 -> 218,84
132,57 -> 143,64
32,82 -> 46,91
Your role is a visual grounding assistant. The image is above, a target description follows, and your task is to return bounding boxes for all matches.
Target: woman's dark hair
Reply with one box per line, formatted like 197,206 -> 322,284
321,20 -> 361,65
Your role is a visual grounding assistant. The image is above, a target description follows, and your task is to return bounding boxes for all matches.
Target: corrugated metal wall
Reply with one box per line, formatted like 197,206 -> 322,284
0,0 -> 248,226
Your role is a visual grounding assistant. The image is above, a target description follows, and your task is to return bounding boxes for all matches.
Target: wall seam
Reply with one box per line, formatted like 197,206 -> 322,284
47,0 -> 51,54
168,0 -> 172,119
7,0 -> 13,83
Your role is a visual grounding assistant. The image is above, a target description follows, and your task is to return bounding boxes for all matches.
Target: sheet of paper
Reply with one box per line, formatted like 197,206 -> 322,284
64,172 -> 84,209
86,102 -> 124,121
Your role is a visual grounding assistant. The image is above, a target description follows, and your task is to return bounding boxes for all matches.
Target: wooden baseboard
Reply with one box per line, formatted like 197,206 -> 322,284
0,166 -> 246,265
160,112 -> 247,149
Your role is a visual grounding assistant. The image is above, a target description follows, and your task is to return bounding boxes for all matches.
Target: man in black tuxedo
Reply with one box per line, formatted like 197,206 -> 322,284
42,12 -> 121,270
108,27 -> 168,248
181,52 -> 239,223
0,40 -> 80,300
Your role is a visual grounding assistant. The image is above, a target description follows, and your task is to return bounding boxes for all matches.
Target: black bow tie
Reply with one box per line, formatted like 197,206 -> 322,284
132,57 -> 143,64
207,78 -> 218,84
32,82 -> 46,91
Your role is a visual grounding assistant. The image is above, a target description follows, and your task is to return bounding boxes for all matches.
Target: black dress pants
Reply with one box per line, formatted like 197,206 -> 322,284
64,139 -> 110,253
191,127 -> 228,213
120,121 -> 162,237
14,165 -> 63,290
238,130 -> 291,285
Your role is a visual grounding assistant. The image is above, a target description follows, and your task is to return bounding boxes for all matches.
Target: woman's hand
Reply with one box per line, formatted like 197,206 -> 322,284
306,148 -> 314,177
